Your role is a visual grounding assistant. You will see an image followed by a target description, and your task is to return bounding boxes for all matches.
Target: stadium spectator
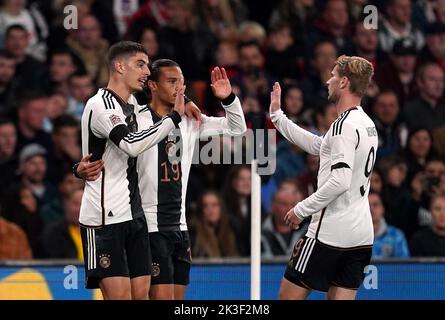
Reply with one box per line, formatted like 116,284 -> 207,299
378,155 -> 414,238
281,84 -> 304,124
310,102 -> 338,136
41,189 -> 83,259
410,158 -> 445,232
190,190 -> 239,258
0,118 -> 18,192
157,0 -> 216,81
265,22 -> 301,81
222,165 -> 251,256
370,167 -> 384,194
300,40 -> 337,109
403,63 -> 445,131
374,38 -> 418,107
136,26 -> 161,61
231,41 -> 274,107
65,15 -> 109,87
15,144 -> 59,224
0,184 -> 44,257
410,193 -> 445,256
15,92 -> 53,155
296,154 -> 319,199
0,0 -> 49,61
417,22 -> 445,71
0,49 -> 17,118
261,185 -> 307,258
352,20 -> 383,71
48,49 -> 78,96
369,191 -> 410,258
46,115 -> 81,185
66,72 -> 95,122
378,0 -> 424,53
402,127 -> 437,183
371,90 -> 408,159
308,0 -> 353,55
4,24 -> 48,93
0,205 -> 32,260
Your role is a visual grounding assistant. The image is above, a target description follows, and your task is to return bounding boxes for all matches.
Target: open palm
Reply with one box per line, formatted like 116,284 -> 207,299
211,67 -> 232,100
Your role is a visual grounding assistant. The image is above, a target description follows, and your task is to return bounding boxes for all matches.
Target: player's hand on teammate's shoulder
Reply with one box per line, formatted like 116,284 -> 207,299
269,82 -> 282,114
184,100 -> 202,127
210,66 -> 232,100
284,207 -> 302,230
174,84 -> 186,116
77,154 -> 104,181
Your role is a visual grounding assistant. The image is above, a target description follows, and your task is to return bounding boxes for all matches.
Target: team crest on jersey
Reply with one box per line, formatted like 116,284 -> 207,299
109,114 -> 123,126
165,141 -> 177,157
99,254 -> 111,268
152,263 -> 160,277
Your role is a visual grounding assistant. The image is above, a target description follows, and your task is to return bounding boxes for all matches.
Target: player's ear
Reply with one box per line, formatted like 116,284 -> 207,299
340,76 -> 348,90
114,59 -> 125,75
147,80 -> 156,91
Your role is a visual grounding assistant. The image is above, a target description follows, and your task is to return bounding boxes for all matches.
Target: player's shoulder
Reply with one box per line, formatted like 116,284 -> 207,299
85,88 -> 119,112
340,107 -> 375,131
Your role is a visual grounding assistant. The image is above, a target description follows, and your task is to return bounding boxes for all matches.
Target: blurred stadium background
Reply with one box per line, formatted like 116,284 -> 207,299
0,0 -> 445,299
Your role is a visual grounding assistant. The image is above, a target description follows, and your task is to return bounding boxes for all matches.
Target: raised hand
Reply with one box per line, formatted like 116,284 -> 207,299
174,85 -> 186,116
269,82 -> 282,113
210,66 -> 232,100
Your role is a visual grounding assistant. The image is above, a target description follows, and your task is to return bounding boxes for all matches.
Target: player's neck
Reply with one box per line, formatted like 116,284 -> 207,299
106,78 -> 131,104
151,97 -> 173,117
335,94 -> 361,115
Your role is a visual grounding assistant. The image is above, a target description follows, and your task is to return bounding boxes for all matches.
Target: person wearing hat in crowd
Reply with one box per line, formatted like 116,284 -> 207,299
375,38 -> 418,107
15,143 -> 60,223
418,22 -> 445,71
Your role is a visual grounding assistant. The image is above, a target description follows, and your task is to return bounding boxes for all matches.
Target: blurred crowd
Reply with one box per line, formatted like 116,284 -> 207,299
0,0 -> 445,261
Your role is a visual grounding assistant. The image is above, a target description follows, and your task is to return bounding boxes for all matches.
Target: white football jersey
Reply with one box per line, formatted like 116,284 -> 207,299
271,106 -> 378,248
136,96 -> 246,233
79,88 -> 181,227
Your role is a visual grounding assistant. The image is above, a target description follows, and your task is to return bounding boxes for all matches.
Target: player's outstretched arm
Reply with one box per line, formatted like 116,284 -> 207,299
199,66 -> 247,138
269,82 -> 322,156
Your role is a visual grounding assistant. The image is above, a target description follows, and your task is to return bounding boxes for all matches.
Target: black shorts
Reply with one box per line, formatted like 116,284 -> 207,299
284,236 -> 372,292
149,230 -> 191,286
80,216 -> 151,289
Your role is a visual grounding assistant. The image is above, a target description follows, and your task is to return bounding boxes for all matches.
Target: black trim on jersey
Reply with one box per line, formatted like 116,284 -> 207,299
332,112 -> 347,136
355,129 -> 360,150
139,105 -> 151,113
102,91 -> 115,110
331,162 -> 351,171
151,110 -> 183,231
87,111 -> 106,162
79,222 -> 104,229
221,92 -> 236,106
109,122 -> 162,146
124,113 -> 144,220
101,168 -> 106,226
316,239 -> 373,251
335,110 -> 350,136
169,111 -> 181,127
315,208 -> 326,240
109,124 -> 129,146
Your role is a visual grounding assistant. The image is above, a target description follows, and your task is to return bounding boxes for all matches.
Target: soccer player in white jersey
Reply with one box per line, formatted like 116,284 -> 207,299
137,59 -> 246,300
78,41 -> 186,300
270,55 -> 378,300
